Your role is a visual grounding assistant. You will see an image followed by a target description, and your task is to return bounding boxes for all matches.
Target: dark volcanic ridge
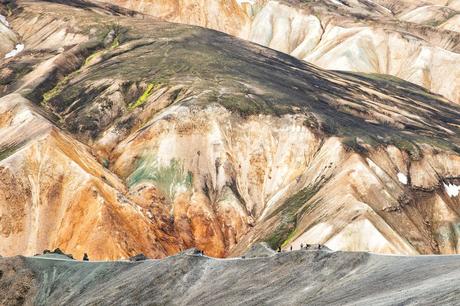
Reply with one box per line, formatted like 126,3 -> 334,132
1,246 -> 460,306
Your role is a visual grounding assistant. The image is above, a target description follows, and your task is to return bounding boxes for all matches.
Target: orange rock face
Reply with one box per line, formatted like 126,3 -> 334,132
0,94 -> 184,260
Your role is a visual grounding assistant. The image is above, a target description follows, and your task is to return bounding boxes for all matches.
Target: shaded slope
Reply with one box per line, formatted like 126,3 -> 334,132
97,0 -> 460,103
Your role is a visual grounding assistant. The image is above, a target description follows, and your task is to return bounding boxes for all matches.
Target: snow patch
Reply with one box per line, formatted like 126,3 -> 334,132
397,173 -> 408,185
5,44 -> 25,59
443,183 -> 459,197
0,14 -> 9,27
329,0 -> 344,6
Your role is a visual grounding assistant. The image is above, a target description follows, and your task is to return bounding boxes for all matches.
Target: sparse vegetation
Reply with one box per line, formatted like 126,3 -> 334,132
342,137 -> 369,154
84,49 -> 105,66
42,75 -> 72,104
264,181 -> 326,250
217,94 -> 294,118
127,158 -> 193,201
0,142 -> 25,161
390,138 -> 422,161
42,24 -> 124,105
129,83 -> 157,110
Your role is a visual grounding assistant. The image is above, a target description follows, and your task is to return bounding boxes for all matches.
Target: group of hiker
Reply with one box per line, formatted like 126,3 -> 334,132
277,243 -> 322,252
47,243 -> 321,262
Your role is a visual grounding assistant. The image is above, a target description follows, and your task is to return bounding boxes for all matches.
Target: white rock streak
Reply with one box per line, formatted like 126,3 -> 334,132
329,0 -> 344,6
443,183 -> 460,197
5,44 -> 25,59
397,173 -> 408,185
0,14 -> 9,27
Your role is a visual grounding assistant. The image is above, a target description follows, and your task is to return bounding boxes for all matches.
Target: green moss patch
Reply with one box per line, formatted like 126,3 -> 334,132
264,180 -> 326,250
127,157 -> 192,201
128,83 -> 156,110
0,142 -> 25,161
42,24 -> 125,105
42,75 -> 71,104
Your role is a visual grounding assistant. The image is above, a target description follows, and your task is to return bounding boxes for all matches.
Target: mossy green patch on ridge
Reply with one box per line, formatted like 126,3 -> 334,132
42,25 -> 124,105
42,53 -> 99,105
264,180 -> 326,250
111,36 -> 120,49
84,49 -> 105,66
128,83 -> 156,110
85,34 -> 121,66
127,157 -> 193,201
42,75 -> 72,104
0,142 -> 25,161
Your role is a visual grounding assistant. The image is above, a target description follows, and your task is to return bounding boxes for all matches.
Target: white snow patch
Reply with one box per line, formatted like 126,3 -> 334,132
0,14 -> 8,27
443,183 -> 460,197
4,44 -> 24,58
329,0 -> 344,6
397,172 -> 408,185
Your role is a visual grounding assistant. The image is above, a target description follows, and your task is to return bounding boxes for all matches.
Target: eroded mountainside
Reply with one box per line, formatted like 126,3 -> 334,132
99,0 -> 460,103
0,0 -> 460,260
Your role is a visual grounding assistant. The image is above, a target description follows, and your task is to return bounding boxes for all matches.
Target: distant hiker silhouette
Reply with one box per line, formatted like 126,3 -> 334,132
83,253 -> 89,261
290,246 -> 293,251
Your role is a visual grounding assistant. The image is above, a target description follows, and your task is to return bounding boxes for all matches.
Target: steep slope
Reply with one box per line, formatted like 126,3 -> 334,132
2,249 -> 460,305
0,93 -> 182,260
1,0 -> 460,259
99,0 -> 460,103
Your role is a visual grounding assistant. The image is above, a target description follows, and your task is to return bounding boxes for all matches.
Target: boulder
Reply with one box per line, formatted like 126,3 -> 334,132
43,248 -> 75,259
129,254 -> 149,262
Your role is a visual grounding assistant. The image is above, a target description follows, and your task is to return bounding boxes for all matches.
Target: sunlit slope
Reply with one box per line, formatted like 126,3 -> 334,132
0,0 -> 460,259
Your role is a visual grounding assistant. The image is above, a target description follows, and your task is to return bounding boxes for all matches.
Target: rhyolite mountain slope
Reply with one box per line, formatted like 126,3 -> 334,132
99,0 -> 460,103
2,247 -> 460,305
0,0 -> 460,260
